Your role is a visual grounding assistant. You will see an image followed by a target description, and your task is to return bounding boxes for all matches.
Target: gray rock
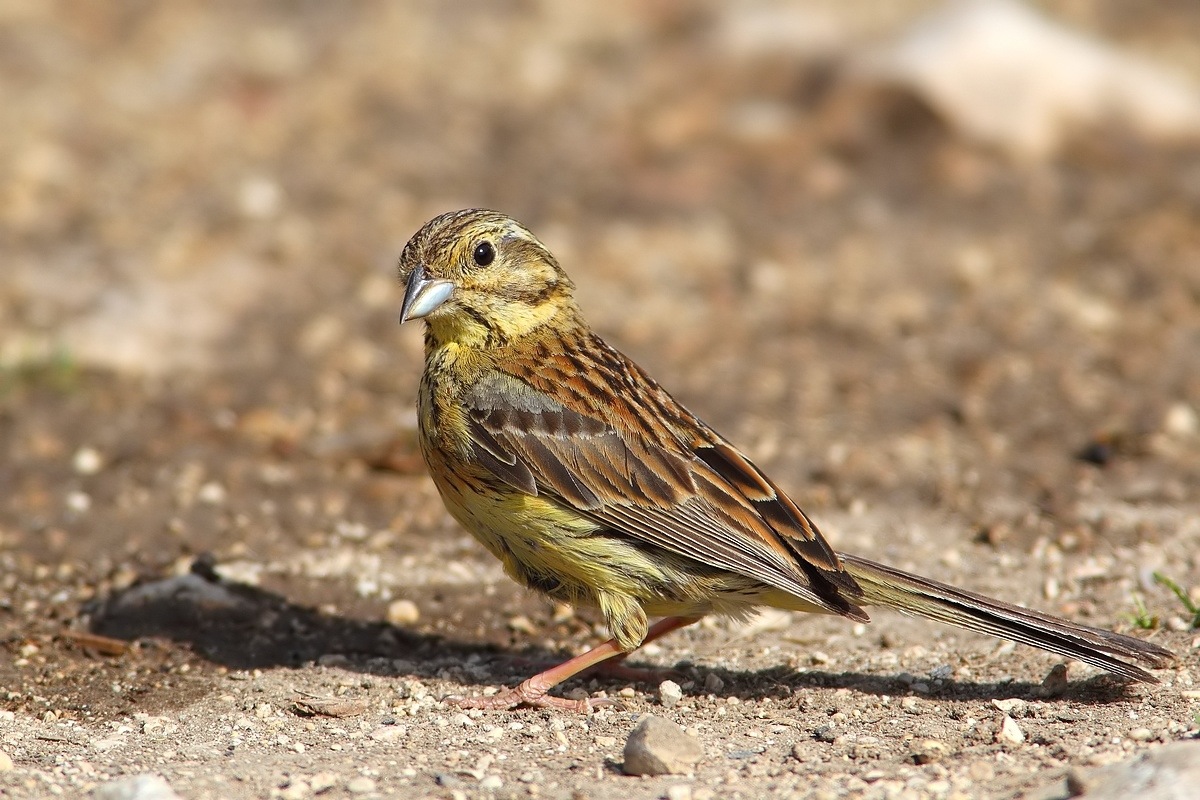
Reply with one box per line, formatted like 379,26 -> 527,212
1050,741 -> 1200,800
93,774 -> 182,800
857,0 -> 1200,158
622,715 -> 704,776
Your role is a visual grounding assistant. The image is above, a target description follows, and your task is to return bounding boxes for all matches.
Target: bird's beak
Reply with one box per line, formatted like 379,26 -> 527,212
399,264 -> 455,324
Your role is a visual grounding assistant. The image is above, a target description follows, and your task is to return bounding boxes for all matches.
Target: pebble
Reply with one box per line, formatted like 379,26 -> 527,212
1038,663 -> 1070,697
386,599 -> 420,625
310,773 -> 338,793
0,750 -> 12,771
346,776 -> 376,794
910,739 -> 948,765
991,698 -> 1027,716
93,775 -> 183,800
997,715 -> 1025,745
812,725 -> 837,743
622,715 -> 705,776
659,680 -> 684,709
479,775 -> 502,790
369,725 -> 407,742
1163,402 -> 1198,437
73,446 -> 103,474
665,785 -> 693,800
1128,727 -> 1154,742
703,673 -> 725,693
279,780 -> 310,800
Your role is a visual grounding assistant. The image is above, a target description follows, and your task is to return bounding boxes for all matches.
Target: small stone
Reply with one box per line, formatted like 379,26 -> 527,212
0,751 -> 12,771
310,773 -> 338,793
369,725 -> 407,742
997,715 -> 1025,745
479,775 -> 502,790
386,599 -> 420,626
66,490 -> 91,512
1164,403 -> 1198,437
666,785 -> 693,800
991,698 -> 1027,716
595,735 -> 617,748
622,715 -> 705,776
346,776 -> 376,794
703,673 -> 724,693
73,446 -> 103,474
813,725 -> 836,743
93,775 -> 182,800
279,780 -> 310,800
238,176 -> 283,219
197,481 -> 226,505
1128,727 -> 1154,742
1038,664 -> 1070,697
911,739 -> 948,764
659,680 -> 683,709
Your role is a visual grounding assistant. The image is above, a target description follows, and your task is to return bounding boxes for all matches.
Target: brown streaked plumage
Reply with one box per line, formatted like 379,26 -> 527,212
397,208 -> 1174,712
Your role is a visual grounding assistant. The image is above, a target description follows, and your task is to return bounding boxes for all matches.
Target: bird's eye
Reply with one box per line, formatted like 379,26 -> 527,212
472,241 -> 496,267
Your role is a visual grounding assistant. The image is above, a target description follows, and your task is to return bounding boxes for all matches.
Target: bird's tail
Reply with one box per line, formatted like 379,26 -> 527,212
838,552 -> 1175,683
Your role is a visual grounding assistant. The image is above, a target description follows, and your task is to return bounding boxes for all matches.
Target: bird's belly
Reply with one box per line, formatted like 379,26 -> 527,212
426,459 -> 744,617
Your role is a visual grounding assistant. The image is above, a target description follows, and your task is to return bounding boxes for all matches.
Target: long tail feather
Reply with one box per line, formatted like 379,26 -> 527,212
839,552 -> 1175,683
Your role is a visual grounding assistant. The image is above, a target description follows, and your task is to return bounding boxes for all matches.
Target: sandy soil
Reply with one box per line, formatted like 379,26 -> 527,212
1,2 -> 1198,798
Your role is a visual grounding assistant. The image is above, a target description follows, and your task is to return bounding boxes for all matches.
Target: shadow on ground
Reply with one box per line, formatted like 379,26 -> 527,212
85,560 -> 1143,708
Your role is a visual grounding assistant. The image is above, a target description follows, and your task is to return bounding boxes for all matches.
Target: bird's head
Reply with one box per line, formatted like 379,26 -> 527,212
397,209 -> 578,348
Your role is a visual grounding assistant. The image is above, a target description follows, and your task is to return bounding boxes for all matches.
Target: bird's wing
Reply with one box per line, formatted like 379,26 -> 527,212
464,344 -> 865,619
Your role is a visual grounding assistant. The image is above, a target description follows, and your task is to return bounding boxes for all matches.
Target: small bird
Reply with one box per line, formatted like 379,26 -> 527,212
397,209 -> 1173,711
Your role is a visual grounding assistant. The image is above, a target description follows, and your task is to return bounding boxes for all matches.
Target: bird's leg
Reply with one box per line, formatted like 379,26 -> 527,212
584,615 -> 699,683
451,616 -> 699,712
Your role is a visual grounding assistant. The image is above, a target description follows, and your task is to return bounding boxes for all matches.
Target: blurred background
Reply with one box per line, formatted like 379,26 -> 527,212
1,0 -> 1199,784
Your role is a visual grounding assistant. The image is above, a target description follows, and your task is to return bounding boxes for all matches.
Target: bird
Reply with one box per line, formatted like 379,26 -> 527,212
396,208 -> 1174,711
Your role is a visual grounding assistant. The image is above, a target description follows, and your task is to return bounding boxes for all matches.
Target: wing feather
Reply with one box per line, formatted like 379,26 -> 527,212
463,363 -> 865,618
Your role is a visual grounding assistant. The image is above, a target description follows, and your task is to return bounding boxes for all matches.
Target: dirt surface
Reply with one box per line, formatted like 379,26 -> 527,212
2,2 -> 1199,799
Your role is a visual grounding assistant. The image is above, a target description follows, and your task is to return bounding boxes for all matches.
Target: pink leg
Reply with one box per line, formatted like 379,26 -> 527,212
585,615 -> 700,682
451,616 -> 700,712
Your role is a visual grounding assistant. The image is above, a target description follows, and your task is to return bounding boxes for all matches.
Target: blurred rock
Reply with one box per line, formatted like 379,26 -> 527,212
32,257 -> 272,375
94,774 -> 182,800
716,6 -> 846,59
857,0 -> 1200,157
1051,741 -> 1200,800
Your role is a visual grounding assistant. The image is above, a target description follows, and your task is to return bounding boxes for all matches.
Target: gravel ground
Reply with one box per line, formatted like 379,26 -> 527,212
2,3 -> 1199,799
